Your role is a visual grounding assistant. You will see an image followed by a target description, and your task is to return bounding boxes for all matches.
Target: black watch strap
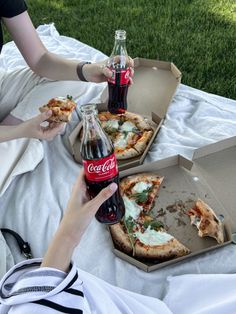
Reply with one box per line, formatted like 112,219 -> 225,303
1,228 -> 33,259
77,61 -> 91,82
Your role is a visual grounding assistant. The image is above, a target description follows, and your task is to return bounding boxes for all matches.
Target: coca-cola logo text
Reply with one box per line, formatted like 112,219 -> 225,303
87,157 -> 116,174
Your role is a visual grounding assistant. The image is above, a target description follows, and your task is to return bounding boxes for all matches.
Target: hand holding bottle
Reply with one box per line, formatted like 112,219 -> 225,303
81,58 -> 134,84
107,30 -> 132,114
80,104 -> 125,224
41,169 -> 118,271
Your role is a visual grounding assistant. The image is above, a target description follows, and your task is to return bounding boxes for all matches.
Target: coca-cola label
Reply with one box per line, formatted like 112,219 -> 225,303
108,67 -> 131,85
83,153 -> 118,181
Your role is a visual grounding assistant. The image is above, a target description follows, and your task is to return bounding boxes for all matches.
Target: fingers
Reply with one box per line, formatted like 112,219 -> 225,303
41,123 -> 65,140
128,56 -> 134,68
102,65 -> 113,79
100,56 -> 134,81
90,183 -> 118,208
69,169 -> 88,205
111,55 -> 134,67
74,169 -> 87,193
36,110 -> 52,123
129,66 -> 134,77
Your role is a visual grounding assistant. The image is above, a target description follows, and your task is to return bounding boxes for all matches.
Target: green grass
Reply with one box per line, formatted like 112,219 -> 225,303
4,0 -> 236,99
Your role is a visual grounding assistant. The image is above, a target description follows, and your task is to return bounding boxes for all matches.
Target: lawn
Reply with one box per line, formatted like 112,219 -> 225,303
4,0 -> 236,99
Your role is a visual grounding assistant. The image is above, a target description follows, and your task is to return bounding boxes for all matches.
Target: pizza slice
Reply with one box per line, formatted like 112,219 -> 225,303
110,214 -> 190,260
109,173 -> 190,260
98,111 -> 154,160
133,224 -> 190,260
187,199 -> 224,244
39,96 -> 76,123
120,173 -> 164,213
113,130 -> 153,159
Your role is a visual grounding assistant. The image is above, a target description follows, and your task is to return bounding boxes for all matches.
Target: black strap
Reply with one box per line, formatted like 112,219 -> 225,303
0,228 -> 33,259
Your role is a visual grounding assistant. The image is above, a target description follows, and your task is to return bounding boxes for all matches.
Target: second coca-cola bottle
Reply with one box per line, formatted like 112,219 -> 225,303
107,30 -> 131,114
80,104 -> 125,224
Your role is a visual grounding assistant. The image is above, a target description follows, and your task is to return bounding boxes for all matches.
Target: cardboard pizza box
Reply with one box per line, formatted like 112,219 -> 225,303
109,135 -> 236,272
69,58 -> 181,171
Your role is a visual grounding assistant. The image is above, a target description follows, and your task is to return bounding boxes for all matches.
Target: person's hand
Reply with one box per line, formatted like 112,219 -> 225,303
41,170 -> 117,271
82,57 -> 134,83
59,170 -> 118,247
18,110 -> 65,140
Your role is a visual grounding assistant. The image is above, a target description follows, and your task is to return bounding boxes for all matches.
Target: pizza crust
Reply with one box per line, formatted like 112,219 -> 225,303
110,223 -> 190,260
120,173 -> 164,194
109,223 -> 133,255
133,131 -> 154,153
188,199 -> 224,244
115,147 -> 139,159
122,111 -> 152,130
134,237 -> 190,260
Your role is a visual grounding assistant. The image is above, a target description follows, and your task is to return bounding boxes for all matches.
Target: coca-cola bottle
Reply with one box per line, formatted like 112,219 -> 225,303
107,30 -> 131,114
80,104 -> 125,224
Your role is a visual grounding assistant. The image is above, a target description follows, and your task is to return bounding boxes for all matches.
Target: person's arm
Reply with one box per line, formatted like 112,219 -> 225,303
3,11 -> 113,82
0,172 -> 117,313
0,111 -> 64,142
41,170 -> 117,272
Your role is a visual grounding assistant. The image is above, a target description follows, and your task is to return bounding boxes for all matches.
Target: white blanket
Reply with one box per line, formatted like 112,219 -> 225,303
0,24 -> 236,312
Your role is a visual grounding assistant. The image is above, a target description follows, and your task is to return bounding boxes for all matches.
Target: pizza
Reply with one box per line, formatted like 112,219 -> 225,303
110,173 -> 190,260
39,96 -> 76,123
98,111 -> 154,160
187,199 -> 224,244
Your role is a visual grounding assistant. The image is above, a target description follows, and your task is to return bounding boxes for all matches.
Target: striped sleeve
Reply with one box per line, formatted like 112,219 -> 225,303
0,258 -> 86,313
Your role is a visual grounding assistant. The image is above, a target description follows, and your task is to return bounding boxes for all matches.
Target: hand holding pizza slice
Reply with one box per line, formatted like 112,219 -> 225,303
39,96 -> 77,123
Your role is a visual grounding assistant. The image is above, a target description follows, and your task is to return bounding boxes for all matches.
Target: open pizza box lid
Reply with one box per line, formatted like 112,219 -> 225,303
191,135 -> 236,233
109,135 -> 236,272
69,57 -> 181,170
101,57 -> 182,119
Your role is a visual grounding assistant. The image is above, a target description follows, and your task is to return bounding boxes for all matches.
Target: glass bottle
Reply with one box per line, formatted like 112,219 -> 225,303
107,30 -> 131,114
80,104 -> 125,224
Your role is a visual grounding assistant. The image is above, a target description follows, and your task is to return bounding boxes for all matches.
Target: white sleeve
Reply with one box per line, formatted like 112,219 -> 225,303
0,258 -> 86,314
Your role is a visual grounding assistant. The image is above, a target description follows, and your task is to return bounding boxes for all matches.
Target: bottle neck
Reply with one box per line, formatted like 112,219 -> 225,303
112,39 -> 127,59
81,112 -> 114,160
83,113 -> 101,138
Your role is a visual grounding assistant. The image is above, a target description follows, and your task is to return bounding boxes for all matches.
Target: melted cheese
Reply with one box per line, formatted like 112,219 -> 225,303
123,196 -> 143,220
113,132 -> 133,149
55,96 -> 67,102
103,119 -> 119,130
120,121 -> 136,132
134,226 -> 173,245
132,181 -> 152,194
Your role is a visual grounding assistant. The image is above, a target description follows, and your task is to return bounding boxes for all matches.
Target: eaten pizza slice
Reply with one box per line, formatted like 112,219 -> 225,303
187,199 -> 224,244
110,173 -> 190,260
39,96 -> 76,123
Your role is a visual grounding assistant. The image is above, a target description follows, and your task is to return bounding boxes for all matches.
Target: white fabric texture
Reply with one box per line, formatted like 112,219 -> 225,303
0,23 -> 236,313
164,274 -> 236,314
0,258 -> 171,314
0,232 -> 14,279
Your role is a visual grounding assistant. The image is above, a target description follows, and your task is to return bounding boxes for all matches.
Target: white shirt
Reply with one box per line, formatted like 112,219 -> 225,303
0,258 -> 171,314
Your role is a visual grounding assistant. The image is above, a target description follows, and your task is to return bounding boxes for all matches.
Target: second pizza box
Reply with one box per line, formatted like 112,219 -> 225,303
69,57 -> 181,171
108,135 -> 236,272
